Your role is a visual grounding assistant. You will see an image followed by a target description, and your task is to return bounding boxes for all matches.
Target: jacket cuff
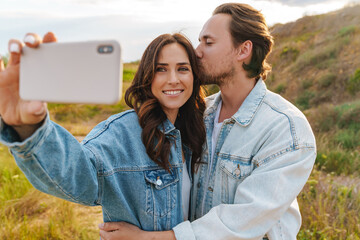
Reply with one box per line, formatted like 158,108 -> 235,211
173,220 -> 196,240
0,114 -> 51,157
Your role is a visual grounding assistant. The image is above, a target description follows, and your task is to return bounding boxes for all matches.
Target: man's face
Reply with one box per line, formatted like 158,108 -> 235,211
196,14 -> 237,85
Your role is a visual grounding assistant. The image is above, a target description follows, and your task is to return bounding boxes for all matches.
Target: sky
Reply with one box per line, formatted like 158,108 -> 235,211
1,0 -> 359,62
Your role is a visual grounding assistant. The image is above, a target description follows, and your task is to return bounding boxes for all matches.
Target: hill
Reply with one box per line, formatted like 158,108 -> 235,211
267,4 -> 360,108
267,5 -> 360,177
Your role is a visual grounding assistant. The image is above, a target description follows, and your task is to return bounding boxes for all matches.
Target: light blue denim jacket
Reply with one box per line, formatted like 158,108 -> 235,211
0,110 -> 191,231
173,80 -> 316,240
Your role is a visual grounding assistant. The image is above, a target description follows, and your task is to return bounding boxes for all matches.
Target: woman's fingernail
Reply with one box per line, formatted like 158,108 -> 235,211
24,35 -> 36,45
98,223 -> 104,228
10,43 -> 20,53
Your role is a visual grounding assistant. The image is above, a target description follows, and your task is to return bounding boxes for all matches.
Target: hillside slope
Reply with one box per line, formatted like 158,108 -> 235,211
267,4 -> 360,109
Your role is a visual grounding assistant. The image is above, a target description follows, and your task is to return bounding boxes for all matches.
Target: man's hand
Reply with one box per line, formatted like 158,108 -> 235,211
98,222 -> 176,240
0,32 -> 57,140
99,222 -> 146,240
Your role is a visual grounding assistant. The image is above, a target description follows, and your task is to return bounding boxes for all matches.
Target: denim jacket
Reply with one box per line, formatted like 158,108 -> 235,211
173,80 -> 316,240
0,110 -> 191,231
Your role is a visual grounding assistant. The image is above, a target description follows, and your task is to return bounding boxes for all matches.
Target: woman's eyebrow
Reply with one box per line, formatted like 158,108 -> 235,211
177,62 -> 190,65
156,62 -> 190,65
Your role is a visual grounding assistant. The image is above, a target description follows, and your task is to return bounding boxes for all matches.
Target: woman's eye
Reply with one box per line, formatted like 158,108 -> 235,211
156,67 -> 166,72
178,67 -> 189,71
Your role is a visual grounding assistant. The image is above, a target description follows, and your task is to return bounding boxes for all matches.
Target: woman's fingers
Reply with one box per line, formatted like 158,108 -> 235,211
0,54 -> 4,72
7,39 -> 23,66
43,32 -> 57,43
23,33 -> 42,48
21,100 -> 48,124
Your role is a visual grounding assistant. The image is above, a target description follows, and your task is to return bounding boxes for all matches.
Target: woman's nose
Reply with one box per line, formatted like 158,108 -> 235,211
168,71 -> 179,84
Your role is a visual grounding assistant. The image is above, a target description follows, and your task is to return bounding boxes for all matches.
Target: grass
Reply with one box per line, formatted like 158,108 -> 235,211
298,169 -> 360,239
0,144 -> 102,240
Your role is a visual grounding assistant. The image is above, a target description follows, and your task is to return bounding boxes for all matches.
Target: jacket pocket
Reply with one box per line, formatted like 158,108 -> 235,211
219,154 -> 253,203
144,169 -> 179,218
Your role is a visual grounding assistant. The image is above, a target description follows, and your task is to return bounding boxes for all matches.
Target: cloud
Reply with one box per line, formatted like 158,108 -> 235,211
254,0 -> 360,6
0,14 -> 202,61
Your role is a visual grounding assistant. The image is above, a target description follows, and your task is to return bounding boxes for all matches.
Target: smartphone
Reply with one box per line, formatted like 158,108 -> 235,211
19,40 -> 122,104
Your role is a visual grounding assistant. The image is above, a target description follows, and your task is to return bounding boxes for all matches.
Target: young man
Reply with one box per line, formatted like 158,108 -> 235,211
99,3 -> 316,240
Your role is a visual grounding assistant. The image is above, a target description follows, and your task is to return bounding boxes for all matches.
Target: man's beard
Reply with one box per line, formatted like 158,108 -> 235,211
198,62 -> 235,86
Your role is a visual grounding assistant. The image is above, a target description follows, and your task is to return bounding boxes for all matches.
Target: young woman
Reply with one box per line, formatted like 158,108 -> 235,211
0,32 -> 206,231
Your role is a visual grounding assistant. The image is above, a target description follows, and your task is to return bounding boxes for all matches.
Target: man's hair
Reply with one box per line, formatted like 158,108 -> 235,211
213,3 -> 274,80
125,33 -> 206,173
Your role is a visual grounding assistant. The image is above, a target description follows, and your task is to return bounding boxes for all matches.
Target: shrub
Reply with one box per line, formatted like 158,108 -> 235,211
315,150 -> 360,175
204,84 -> 220,96
274,83 -> 286,94
309,90 -> 333,108
296,90 -> 315,110
280,46 -> 299,61
334,129 -> 360,150
123,68 -> 136,82
317,73 -> 336,89
338,25 -> 357,37
337,103 -> 360,131
346,68 -> 360,95
301,79 -> 313,90
307,104 -> 338,132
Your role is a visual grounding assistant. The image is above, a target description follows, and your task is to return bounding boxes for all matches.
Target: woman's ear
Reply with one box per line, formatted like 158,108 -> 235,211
236,40 -> 252,62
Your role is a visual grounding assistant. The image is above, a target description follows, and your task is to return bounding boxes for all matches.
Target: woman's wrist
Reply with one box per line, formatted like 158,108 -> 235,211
147,230 -> 176,240
11,119 -> 45,141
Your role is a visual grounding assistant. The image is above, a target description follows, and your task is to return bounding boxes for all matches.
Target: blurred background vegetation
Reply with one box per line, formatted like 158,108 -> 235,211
1,4 -> 360,239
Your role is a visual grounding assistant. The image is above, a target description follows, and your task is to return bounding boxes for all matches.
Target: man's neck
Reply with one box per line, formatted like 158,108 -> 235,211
218,73 -> 256,123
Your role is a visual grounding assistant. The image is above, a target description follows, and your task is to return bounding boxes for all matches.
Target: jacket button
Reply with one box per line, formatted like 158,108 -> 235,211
208,187 -> 213,192
156,177 -> 162,186
197,183 -> 201,188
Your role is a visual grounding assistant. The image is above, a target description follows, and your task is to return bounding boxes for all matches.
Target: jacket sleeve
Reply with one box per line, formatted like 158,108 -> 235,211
0,115 -> 100,206
173,145 -> 316,240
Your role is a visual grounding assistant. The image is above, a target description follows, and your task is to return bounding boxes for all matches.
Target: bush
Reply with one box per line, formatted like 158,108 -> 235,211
317,73 -> 336,89
334,129 -> 360,150
204,84 -> 220,96
347,68 -> 360,95
123,68 -> 136,82
301,79 -> 313,90
337,103 -> 360,131
316,149 -> 360,175
280,46 -> 299,61
308,104 -> 338,132
296,90 -> 315,110
338,25 -> 357,37
274,83 -> 286,94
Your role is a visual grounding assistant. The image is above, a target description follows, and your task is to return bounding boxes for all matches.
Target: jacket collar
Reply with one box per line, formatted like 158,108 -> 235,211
159,118 -> 176,134
205,79 -> 267,126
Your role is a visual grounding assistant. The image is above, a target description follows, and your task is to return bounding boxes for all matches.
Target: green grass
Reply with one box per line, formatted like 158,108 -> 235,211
0,144 -> 101,240
298,169 -> 360,239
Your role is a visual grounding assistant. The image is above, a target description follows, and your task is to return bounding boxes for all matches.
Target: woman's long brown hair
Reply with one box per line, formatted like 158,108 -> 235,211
125,33 -> 206,173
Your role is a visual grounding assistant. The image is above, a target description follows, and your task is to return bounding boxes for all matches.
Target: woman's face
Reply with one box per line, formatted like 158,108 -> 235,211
151,43 -> 194,123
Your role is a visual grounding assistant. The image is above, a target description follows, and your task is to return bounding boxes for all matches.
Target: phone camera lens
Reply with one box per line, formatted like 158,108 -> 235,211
98,45 -> 113,54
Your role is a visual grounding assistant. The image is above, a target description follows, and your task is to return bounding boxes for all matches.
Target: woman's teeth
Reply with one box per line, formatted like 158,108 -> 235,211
163,90 -> 183,95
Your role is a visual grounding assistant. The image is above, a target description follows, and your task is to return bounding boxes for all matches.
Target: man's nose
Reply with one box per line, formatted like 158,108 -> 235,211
195,45 -> 202,58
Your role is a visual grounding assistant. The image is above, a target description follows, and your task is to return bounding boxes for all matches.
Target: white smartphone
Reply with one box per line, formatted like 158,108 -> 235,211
19,40 -> 122,104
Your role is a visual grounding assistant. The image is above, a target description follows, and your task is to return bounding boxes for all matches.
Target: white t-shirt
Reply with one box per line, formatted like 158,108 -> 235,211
182,161 -> 191,220
210,100 -> 223,174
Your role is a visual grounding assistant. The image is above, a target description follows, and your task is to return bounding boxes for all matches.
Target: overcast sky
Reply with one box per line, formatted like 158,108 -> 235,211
1,0 -> 359,61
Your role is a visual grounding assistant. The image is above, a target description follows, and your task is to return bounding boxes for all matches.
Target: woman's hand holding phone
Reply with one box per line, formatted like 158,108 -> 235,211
0,32 -> 57,140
